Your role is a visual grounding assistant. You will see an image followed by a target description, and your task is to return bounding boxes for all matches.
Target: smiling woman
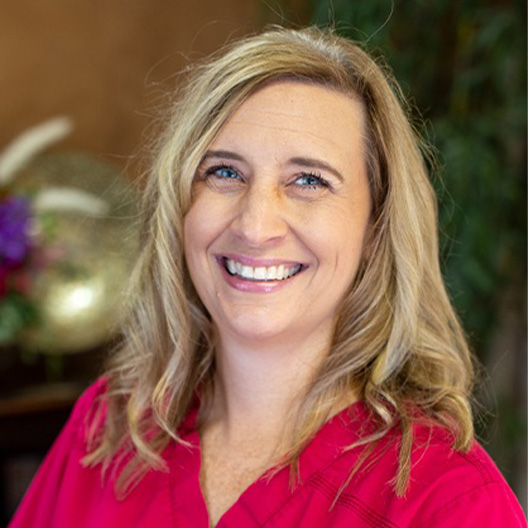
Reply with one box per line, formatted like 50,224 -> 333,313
9,27 -> 525,528
184,81 -> 371,347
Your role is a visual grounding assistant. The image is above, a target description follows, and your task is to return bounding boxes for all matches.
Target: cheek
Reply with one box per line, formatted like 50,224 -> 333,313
183,194 -> 230,263
183,204 -> 209,264
183,206 -> 214,306
305,202 -> 369,255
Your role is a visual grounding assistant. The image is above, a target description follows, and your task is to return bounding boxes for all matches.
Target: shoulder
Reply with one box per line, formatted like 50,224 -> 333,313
72,377 -> 108,419
321,413 -> 525,527
74,376 -> 108,411
401,425 -> 525,526
66,377 -> 108,447
406,426 -> 511,504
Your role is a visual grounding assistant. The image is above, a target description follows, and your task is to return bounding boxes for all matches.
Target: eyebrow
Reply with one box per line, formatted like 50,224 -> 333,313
202,150 -> 245,162
202,150 -> 344,182
288,156 -> 344,182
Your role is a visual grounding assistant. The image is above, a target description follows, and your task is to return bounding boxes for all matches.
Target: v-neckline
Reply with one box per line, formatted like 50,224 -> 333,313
166,397 -> 369,527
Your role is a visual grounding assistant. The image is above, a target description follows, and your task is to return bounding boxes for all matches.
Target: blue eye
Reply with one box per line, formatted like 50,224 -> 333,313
295,173 -> 330,190
207,164 -> 241,180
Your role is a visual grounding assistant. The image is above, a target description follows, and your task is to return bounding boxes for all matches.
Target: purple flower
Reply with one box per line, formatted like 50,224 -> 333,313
0,195 -> 33,266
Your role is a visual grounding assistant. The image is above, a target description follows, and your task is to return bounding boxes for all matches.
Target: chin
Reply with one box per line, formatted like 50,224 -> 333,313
216,309 -> 292,345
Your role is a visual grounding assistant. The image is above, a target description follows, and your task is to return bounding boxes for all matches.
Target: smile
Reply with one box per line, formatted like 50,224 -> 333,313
223,258 -> 303,281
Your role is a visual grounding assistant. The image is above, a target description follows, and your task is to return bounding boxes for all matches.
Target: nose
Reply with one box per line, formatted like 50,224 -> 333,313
230,184 -> 288,247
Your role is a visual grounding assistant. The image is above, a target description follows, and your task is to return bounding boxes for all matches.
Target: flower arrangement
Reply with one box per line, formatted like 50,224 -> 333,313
0,193 -> 35,343
0,118 -> 109,346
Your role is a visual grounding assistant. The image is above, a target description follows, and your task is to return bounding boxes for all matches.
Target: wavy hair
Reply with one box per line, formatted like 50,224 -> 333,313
84,26 -> 475,497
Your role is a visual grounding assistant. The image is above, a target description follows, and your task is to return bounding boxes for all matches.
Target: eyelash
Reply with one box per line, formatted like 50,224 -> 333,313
295,172 -> 330,191
204,163 -> 242,180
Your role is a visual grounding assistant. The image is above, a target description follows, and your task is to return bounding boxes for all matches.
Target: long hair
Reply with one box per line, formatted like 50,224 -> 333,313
84,26 -> 474,497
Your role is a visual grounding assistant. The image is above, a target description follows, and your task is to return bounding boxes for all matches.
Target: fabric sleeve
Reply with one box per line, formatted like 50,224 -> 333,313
7,379 -> 106,528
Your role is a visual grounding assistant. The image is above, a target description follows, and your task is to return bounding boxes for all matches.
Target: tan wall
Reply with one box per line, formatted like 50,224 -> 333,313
0,1 -> 286,175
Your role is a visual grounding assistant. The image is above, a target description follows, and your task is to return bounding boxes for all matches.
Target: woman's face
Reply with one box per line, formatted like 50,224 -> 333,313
184,81 -> 371,347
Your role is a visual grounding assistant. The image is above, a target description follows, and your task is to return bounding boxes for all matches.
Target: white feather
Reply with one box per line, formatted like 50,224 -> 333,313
0,117 -> 73,186
34,187 -> 110,217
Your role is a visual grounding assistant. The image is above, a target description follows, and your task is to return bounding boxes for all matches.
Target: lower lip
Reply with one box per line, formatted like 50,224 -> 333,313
217,259 -> 300,293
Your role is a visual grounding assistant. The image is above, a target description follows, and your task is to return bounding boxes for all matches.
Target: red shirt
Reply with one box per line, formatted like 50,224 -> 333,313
9,379 -> 526,527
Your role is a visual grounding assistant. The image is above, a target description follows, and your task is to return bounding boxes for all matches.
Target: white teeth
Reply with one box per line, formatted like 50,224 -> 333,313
224,259 -> 302,281
226,259 -> 236,274
266,266 -> 277,280
241,265 -> 253,279
254,267 -> 267,280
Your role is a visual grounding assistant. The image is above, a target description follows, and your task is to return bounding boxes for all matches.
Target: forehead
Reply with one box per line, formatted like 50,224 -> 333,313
231,79 -> 363,127
211,80 -> 367,160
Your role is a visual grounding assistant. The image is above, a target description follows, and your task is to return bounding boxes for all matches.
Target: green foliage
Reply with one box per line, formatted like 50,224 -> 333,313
312,0 -> 527,350
0,293 -> 39,345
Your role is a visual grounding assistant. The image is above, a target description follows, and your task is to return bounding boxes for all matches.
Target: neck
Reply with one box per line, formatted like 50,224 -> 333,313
203,325 -> 335,443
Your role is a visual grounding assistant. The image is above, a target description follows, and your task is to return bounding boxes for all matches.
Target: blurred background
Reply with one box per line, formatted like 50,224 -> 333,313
0,0 -> 525,522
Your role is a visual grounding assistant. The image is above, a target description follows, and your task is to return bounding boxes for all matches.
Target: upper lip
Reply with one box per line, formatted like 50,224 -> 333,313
218,254 -> 307,268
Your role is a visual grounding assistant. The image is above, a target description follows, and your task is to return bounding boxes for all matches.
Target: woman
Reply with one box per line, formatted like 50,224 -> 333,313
10,27 -> 524,527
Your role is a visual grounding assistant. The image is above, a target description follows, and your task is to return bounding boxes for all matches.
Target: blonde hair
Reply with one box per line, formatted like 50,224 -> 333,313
84,26 -> 474,497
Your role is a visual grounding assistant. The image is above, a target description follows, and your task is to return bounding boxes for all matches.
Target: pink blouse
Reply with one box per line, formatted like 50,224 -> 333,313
9,379 -> 526,527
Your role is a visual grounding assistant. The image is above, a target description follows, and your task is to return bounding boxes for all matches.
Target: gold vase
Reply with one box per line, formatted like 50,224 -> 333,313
14,152 -> 138,354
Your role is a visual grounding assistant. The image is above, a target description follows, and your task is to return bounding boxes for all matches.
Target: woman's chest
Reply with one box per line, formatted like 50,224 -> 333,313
199,435 -> 279,526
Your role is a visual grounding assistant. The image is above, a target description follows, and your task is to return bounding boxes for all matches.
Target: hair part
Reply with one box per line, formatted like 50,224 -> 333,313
84,25 -> 474,498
